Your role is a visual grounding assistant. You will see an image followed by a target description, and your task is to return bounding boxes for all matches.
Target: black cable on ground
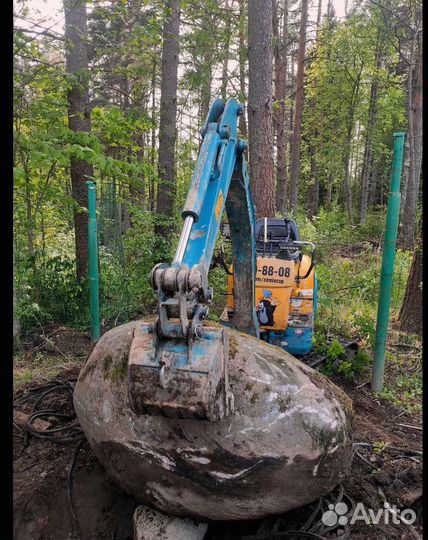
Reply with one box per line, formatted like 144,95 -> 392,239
246,483 -> 353,540
18,379 -> 84,445
67,438 -> 87,540
301,498 -> 322,532
14,378 -> 78,406
26,410 -> 84,443
15,378 -> 87,539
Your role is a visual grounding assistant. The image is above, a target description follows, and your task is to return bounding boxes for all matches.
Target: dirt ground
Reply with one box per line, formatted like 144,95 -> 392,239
13,326 -> 422,540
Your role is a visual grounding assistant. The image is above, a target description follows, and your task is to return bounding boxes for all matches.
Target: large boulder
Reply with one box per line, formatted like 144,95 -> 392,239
74,321 -> 353,521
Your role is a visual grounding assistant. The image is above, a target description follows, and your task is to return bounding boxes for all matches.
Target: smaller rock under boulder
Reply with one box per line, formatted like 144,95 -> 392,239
133,505 -> 208,540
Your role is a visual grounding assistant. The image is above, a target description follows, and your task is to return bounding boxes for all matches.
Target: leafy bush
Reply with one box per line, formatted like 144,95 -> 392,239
358,212 -> 386,242
312,207 -> 354,245
38,255 -> 86,320
15,296 -> 53,333
312,331 -> 328,355
16,251 -> 87,333
321,343 -> 370,379
327,338 -> 346,360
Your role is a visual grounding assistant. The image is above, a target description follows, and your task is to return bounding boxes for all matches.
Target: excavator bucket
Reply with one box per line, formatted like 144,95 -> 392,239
128,323 -> 234,422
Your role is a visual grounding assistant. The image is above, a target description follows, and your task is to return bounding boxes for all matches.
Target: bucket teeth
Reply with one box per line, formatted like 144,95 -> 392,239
128,323 -> 234,422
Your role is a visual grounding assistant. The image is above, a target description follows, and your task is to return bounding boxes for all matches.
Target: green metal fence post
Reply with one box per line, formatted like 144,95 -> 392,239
371,132 -> 405,393
86,181 -> 100,342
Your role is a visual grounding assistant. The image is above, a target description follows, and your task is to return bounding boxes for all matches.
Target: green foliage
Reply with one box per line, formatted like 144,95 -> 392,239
353,311 -> 377,347
15,251 -> 87,333
311,208 -> 412,346
376,372 -> 422,414
207,266 -> 228,321
348,349 -> 371,376
327,338 -> 346,360
301,7 -> 406,219
321,341 -> 369,379
37,256 -> 86,320
312,331 -> 328,355
12,0 -> 416,358
15,296 -> 53,333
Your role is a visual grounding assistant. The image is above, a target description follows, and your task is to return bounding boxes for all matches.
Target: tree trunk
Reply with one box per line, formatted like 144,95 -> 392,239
400,138 -> 410,211
221,2 -> 231,102
367,162 -> 378,208
273,0 -> 288,215
360,34 -> 381,224
288,49 -> 295,190
309,144 -> 319,218
308,0 -> 322,220
399,33 -> 422,249
248,0 -> 275,218
326,172 -> 333,210
199,63 -> 212,125
64,0 -> 94,282
129,132 -> 146,205
13,248 -> 20,341
342,62 -> 363,226
25,170 -> 34,261
238,0 -> 248,137
398,217 -> 422,335
289,0 -> 308,216
155,0 -> 180,238
150,58 -> 157,212
343,119 -> 355,226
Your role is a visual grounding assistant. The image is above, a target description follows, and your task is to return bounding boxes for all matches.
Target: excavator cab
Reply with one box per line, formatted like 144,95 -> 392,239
220,217 -> 318,356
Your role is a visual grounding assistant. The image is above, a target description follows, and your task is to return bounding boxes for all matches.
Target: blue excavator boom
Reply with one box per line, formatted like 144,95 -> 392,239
128,98 -> 259,422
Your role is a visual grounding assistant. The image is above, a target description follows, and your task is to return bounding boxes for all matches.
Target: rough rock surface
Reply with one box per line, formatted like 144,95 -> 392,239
133,505 -> 208,540
74,321 -> 353,521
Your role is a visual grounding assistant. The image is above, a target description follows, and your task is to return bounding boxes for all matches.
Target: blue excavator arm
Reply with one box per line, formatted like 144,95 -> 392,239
128,98 -> 259,422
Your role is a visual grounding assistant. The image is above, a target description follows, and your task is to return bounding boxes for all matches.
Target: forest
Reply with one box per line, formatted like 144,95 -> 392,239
12,0 -> 423,538
13,0 -> 422,347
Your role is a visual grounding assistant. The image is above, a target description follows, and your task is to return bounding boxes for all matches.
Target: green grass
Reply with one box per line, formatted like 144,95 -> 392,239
13,352 -> 84,391
375,379 -> 422,414
374,336 -> 422,414
315,249 -> 411,345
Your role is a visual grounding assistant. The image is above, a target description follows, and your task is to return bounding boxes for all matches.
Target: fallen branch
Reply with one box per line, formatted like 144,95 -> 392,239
40,335 -> 69,359
353,450 -> 379,471
397,423 -> 422,431
21,327 -> 63,360
353,442 -> 422,457
390,343 -> 422,351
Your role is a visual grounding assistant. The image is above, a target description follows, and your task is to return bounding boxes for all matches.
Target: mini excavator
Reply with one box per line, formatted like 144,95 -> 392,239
128,98 -> 317,424
221,217 -> 317,356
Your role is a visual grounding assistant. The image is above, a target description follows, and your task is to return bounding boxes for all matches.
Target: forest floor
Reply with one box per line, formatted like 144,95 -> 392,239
13,324 -> 422,540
